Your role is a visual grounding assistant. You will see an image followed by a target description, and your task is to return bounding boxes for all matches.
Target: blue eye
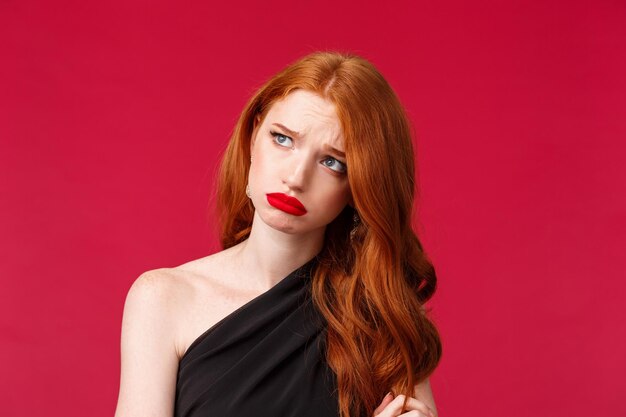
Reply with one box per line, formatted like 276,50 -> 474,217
270,130 -> 347,175
270,131 -> 293,148
322,157 -> 347,174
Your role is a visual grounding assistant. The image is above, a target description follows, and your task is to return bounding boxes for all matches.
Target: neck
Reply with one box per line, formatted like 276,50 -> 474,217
234,211 -> 324,290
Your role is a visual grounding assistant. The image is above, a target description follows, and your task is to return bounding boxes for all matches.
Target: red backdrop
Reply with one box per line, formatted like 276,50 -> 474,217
1,1 -> 624,416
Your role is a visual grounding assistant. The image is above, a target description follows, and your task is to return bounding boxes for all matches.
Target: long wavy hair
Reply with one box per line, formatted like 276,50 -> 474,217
215,51 -> 442,417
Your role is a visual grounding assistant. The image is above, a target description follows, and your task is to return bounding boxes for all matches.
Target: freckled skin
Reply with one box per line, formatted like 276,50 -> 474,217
248,90 -> 353,235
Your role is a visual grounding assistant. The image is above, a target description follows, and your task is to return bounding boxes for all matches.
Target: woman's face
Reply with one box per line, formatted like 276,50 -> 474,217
248,89 -> 352,235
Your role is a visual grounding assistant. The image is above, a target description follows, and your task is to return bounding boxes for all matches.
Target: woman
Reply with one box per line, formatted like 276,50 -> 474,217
115,51 -> 442,417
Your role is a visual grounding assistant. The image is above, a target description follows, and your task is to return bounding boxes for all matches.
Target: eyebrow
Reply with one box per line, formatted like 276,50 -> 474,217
272,123 -> 346,158
323,143 -> 346,158
272,123 -> 301,138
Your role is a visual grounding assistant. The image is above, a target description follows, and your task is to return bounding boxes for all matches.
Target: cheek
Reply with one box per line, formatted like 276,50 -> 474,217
250,146 -> 273,184
312,182 -> 351,217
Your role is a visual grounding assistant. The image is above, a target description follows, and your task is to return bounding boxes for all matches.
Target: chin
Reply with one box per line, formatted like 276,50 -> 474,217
270,221 -> 300,234
261,211 -> 304,233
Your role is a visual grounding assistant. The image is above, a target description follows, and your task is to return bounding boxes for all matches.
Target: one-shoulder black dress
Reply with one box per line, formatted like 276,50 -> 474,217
174,256 -> 340,417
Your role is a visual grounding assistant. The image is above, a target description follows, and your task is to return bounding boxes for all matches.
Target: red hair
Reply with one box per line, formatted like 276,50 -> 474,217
215,51 -> 441,417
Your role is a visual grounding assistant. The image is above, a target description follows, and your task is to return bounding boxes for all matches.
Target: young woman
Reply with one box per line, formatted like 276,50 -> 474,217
115,51 -> 442,417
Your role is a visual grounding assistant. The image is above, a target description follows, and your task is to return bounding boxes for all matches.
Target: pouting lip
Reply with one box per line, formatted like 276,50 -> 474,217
266,193 -> 306,211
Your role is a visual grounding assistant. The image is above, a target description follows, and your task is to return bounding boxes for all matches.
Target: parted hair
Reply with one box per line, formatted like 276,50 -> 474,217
215,51 -> 442,417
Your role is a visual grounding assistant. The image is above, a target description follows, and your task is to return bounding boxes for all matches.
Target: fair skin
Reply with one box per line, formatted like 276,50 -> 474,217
114,90 -> 437,417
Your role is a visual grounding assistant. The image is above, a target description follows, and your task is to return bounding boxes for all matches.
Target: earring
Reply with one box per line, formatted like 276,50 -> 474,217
350,210 -> 360,240
246,184 -> 251,198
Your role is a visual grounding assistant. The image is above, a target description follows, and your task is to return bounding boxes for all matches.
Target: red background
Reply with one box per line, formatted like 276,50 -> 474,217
1,1 -> 624,416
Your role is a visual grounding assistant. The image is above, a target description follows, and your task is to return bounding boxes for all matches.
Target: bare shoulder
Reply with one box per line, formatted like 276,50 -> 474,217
122,268 -> 192,357
125,266 -> 196,321
115,268 -> 190,417
115,251 -> 241,417
156,247 -> 248,359
127,258 -> 218,357
127,267 -> 184,305
127,248 -> 232,317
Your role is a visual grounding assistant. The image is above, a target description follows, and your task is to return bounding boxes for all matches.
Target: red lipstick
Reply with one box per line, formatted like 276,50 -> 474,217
266,193 -> 307,216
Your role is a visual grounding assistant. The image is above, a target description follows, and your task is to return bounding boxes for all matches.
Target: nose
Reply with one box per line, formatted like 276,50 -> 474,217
282,151 -> 311,192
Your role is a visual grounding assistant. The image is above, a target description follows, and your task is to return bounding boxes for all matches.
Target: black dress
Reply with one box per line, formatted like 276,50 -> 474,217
174,256 -> 340,417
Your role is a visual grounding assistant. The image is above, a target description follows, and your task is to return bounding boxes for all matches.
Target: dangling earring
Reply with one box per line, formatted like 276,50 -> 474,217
246,155 -> 253,199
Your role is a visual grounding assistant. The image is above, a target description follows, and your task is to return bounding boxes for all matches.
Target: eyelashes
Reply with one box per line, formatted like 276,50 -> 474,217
271,131 -> 293,148
321,157 -> 347,174
269,130 -> 347,174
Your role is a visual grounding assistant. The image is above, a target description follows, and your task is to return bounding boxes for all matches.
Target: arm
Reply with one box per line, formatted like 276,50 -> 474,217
114,271 -> 180,417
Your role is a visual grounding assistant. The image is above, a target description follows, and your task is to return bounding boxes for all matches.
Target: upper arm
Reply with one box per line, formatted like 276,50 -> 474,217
414,378 -> 438,417
114,271 -> 181,417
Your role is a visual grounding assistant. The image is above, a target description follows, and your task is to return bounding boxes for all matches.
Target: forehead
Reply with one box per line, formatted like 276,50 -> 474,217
265,90 -> 344,149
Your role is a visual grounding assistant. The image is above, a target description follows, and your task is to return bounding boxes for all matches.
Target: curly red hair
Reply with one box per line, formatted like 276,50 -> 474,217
215,51 -> 442,417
